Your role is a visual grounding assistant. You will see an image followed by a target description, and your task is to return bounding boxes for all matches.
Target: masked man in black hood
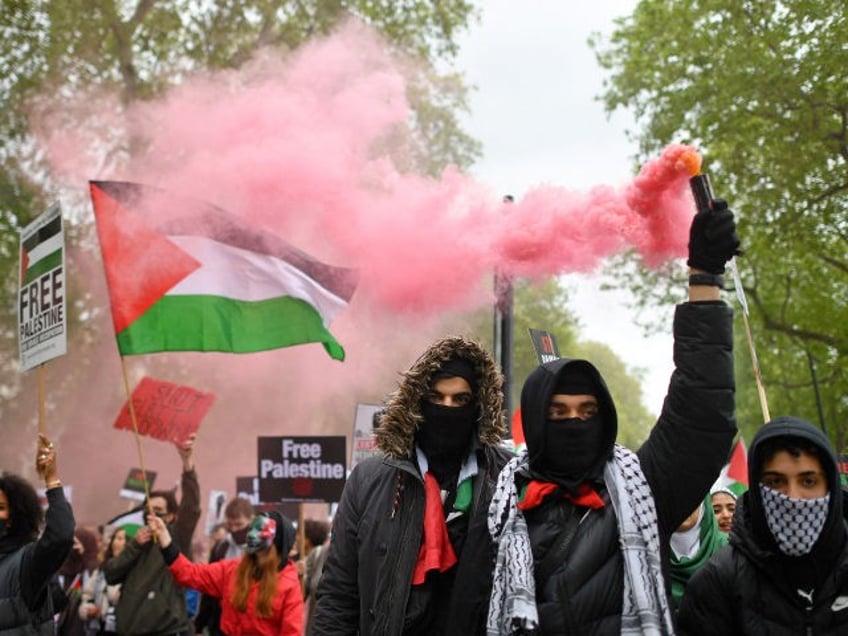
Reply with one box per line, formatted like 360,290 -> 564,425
312,336 -> 513,635
487,200 -> 740,634
678,417 -> 848,635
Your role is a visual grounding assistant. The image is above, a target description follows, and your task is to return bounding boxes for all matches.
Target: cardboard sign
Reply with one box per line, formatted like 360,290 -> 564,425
119,468 -> 156,501
18,202 -> 67,371
528,328 -> 561,364
351,403 -> 383,469
257,436 -> 346,503
114,376 -> 215,444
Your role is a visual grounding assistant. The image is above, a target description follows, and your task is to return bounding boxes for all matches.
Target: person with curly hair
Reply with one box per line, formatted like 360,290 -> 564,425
0,433 -> 75,634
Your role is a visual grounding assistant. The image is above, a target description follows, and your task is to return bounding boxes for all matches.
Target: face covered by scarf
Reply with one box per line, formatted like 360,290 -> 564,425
760,484 -> 830,556
530,364 -> 612,492
542,415 -> 605,482
415,357 -> 479,481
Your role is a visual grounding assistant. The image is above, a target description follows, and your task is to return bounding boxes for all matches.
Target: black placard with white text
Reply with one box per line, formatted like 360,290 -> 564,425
257,436 -> 346,503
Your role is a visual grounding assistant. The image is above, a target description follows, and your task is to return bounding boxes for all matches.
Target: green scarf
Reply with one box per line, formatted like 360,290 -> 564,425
669,495 -> 728,609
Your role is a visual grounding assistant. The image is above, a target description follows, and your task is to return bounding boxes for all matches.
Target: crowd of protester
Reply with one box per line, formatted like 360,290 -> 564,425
4,200 -> 848,635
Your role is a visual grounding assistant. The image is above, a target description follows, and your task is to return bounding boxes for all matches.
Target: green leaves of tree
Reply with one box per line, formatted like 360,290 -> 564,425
593,0 -> 848,445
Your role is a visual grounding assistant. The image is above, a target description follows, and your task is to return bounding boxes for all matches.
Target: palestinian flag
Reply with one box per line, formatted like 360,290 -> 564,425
106,506 -> 146,539
20,206 -> 63,286
89,181 -> 357,361
713,437 -> 749,496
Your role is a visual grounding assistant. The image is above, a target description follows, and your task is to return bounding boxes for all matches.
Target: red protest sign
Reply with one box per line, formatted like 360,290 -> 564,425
114,376 -> 215,444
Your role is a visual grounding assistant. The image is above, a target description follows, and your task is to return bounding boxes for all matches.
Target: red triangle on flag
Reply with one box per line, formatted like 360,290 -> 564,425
89,182 -> 201,334
726,438 -> 748,486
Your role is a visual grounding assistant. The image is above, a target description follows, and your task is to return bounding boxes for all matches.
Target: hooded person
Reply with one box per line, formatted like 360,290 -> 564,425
487,196 -> 741,635
312,336 -> 513,636
149,510 -> 302,636
678,417 -> 848,635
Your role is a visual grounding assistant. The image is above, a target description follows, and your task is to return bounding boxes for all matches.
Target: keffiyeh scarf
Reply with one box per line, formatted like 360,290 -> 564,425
605,445 -> 675,635
487,445 -> 675,635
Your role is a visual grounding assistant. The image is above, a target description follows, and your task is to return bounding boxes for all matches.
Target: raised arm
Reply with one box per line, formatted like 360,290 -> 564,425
638,197 -> 741,534
173,434 -> 201,558
148,514 -> 228,598
20,434 -> 75,607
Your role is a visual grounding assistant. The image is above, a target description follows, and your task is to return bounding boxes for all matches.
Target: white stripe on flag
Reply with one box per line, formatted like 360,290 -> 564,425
26,233 -> 63,263
168,235 -> 347,325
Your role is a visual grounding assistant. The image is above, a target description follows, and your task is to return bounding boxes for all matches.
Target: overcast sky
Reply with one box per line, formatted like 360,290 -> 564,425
453,1 -> 676,412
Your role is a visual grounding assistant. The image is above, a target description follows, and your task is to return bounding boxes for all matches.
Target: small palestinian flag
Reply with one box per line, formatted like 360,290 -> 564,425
106,506 -> 146,539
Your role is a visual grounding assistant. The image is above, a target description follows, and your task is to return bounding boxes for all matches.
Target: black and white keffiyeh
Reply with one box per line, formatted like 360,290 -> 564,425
760,483 -> 830,556
487,445 -> 674,636
604,445 -> 675,636
487,451 -> 538,635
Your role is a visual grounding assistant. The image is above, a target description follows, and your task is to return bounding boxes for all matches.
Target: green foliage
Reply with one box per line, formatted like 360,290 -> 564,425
592,0 -> 848,447
510,277 -> 580,408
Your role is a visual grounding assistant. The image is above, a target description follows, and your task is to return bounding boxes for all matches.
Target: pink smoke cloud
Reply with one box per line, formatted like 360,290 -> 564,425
36,20 -> 697,316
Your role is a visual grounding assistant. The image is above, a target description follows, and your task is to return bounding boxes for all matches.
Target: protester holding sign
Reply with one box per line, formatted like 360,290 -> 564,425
102,434 -> 201,636
148,511 -> 303,636
0,433 -> 74,634
312,337 -> 513,635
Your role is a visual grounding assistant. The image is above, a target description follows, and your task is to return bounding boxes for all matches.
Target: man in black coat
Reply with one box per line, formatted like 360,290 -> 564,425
487,199 -> 740,634
678,417 -> 848,635
312,337 -> 513,635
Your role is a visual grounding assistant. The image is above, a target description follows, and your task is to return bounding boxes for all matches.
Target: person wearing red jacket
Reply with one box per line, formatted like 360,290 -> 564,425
149,511 -> 302,636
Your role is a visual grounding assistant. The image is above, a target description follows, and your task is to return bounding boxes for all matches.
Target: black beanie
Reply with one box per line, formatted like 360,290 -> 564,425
554,367 -> 599,396
433,356 -> 478,393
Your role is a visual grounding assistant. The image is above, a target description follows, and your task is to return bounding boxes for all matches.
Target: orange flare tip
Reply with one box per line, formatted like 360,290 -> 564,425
679,149 -> 702,176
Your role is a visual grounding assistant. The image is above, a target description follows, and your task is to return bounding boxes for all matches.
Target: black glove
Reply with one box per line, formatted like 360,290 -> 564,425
687,199 -> 741,274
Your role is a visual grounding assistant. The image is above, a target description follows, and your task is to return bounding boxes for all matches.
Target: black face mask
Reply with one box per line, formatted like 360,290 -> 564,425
231,526 -> 249,546
539,415 -> 605,482
416,402 -> 477,474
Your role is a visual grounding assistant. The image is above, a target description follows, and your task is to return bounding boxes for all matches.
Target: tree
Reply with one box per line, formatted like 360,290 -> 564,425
591,0 -> 848,447
0,1 -> 481,388
0,1 -> 483,523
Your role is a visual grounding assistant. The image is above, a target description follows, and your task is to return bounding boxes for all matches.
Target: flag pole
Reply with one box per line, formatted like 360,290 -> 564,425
120,357 -> 153,506
688,167 -> 770,424
37,364 -> 46,435
728,260 -> 771,423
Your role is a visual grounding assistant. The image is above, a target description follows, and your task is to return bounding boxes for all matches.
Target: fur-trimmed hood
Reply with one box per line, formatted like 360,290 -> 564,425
374,336 -> 505,459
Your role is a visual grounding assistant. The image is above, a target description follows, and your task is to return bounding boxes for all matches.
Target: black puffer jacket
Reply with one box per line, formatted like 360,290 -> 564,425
678,417 -> 848,635
312,337 -> 513,636
521,301 -> 736,634
0,486 -> 74,635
